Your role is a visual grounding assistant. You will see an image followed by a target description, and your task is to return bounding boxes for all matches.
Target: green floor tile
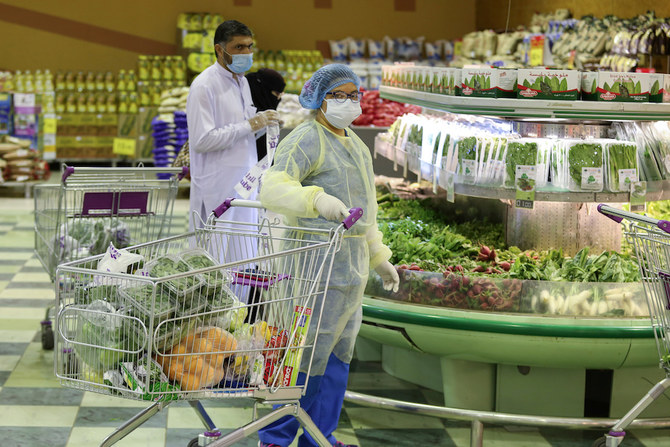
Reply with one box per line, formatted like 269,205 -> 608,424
167,406 -> 255,429
0,355 -> 21,371
3,343 -> 59,388
66,427 -> 165,447
355,428 -> 453,447
80,391 -> 148,408
11,272 -> 51,283
0,404 -> 78,427
0,265 -> 23,274
0,329 -> 41,343
0,319 -> 42,330
0,288 -> 53,299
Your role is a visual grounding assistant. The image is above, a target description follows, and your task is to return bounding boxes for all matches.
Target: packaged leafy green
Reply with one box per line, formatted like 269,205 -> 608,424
550,140 -> 569,190
120,281 -> 176,322
146,255 -> 203,299
504,139 -> 539,188
606,141 -> 639,192
75,284 -> 120,307
457,136 -> 479,184
566,140 -> 604,192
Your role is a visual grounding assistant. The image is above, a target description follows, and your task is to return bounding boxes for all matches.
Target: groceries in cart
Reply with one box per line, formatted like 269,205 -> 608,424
58,243 -> 315,400
56,217 -> 130,259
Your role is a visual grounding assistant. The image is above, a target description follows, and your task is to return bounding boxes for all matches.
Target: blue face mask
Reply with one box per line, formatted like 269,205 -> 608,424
224,50 -> 253,74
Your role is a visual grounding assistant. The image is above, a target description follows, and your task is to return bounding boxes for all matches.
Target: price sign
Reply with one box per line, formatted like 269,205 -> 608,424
515,165 -> 536,209
113,137 -> 136,157
14,93 -> 36,108
43,117 -> 57,134
630,181 -> 647,212
529,35 -> 545,67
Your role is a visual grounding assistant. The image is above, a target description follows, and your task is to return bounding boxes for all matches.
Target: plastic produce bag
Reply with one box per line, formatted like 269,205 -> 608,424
605,141 -> 639,192
565,139 -> 605,192
74,300 -> 143,371
97,242 -> 144,274
501,138 -> 548,189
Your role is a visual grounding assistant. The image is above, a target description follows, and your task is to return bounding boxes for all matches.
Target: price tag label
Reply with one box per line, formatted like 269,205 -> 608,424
581,167 -> 603,191
630,181 -> 647,212
43,117 -> 57,134
515,165 -> 536,209
454,40 -> 462,57
14,93 -> 36,108
446,170 -> 455,203
113,137 -> 136,157
529,35 -> 545,67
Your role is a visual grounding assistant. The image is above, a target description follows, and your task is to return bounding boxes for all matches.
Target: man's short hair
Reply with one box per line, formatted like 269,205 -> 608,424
214,20 -> 253,48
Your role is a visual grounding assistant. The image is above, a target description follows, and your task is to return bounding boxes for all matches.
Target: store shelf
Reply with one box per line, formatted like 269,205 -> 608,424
380,86 -> 670,121
374,137 -> 670,203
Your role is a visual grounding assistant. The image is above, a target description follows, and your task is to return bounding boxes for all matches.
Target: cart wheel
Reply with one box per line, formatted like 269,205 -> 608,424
187,438 -> 199,447
41,321 -> 54,350
591,437 -> 608,447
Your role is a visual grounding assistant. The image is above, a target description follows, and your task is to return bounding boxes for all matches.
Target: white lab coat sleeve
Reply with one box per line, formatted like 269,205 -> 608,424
186,83 -> 254,154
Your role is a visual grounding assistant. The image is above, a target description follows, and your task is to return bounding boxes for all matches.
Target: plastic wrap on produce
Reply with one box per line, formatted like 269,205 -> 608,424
365,270 -> 646,317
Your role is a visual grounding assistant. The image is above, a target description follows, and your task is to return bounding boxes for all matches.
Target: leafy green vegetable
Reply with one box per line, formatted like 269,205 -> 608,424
607,143 -> 638,191
505,141 -> 538,187
567,142 -> 603,188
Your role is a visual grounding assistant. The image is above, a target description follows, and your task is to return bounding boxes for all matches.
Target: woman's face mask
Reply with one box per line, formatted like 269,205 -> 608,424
321,99 -> 362,129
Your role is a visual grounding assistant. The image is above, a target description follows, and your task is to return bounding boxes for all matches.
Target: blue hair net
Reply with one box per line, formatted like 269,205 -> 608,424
299,64 -> 361,109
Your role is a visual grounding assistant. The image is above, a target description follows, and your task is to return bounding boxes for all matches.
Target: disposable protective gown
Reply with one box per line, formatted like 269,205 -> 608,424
259,120 -> 391,375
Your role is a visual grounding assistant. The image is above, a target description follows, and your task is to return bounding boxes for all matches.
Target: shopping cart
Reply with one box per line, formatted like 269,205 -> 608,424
596,204 -> 670,447
34,164 -> 188,349
54,198 -> 362,447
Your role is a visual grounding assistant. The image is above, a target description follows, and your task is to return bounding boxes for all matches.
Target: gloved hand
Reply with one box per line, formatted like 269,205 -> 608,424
248,110 -> 280,132
313,191 -> 349,222
374,261 -> 399,293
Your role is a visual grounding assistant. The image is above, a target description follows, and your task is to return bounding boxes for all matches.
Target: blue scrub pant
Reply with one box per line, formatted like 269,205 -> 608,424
258,353 -> 350,447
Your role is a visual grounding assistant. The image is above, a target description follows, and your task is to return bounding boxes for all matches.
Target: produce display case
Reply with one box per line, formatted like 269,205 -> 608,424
354,85 -> 670,419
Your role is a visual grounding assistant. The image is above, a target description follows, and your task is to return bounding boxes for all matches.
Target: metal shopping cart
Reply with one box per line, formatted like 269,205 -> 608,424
34,164 -> 188,349
596,204 -> 670,447
54,198 -> 362,447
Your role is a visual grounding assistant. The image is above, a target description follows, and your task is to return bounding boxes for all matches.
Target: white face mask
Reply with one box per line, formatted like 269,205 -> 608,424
321,99 -> 362,129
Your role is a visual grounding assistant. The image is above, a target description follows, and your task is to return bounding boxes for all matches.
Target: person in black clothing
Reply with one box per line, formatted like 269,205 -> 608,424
244,68 -> 285,324
246,68 -> 286,160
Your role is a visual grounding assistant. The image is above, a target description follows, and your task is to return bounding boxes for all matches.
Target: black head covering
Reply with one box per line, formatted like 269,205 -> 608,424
246,68 -> 286,111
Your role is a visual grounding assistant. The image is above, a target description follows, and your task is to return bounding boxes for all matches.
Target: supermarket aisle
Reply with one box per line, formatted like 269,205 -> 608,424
0,197 -> 669,447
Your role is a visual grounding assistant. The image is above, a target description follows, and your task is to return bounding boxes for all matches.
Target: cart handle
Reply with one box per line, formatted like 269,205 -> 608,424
61,165 -> 189,182
214,197 -> 364,230
598,204 -> 670,234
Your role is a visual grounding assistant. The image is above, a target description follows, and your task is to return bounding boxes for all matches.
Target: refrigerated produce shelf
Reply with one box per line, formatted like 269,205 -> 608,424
379,86 -> 670,122
374,137 -> 670,203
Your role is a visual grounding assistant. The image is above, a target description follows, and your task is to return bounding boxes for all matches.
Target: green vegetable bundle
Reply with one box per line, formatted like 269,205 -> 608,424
606,142 -> 638,192
505,141 -> 538,188
567,141 -> 604,191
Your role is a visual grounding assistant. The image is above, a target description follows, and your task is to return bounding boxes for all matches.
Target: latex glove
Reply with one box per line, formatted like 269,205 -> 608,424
248,110 -> 280,132
313,191 -> 349,222
375,261 -> 399,293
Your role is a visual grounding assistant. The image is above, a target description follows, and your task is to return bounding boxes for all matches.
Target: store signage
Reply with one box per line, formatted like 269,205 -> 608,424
112,137 -> 136,157
529,35 -> 545,67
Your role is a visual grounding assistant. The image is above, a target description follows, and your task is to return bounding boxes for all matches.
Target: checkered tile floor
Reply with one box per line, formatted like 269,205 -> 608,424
1,197 -> 669,447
